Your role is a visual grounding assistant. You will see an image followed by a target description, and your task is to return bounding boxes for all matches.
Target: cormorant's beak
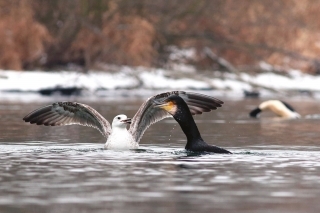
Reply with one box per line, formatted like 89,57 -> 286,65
121,118 -> 132,124
154,100 -> 168,110
154,100 -> 176,114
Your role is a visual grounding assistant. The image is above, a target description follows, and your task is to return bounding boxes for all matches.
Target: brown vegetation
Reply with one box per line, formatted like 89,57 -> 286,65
0,0 -> 50,70
0,0 -> 319,74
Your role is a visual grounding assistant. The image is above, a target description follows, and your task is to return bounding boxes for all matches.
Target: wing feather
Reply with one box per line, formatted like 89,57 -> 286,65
23,102 -> 111,138
129,91 -> 223,143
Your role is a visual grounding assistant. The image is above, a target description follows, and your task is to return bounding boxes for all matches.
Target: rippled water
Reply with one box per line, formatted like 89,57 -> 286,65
1,95 -> 320,213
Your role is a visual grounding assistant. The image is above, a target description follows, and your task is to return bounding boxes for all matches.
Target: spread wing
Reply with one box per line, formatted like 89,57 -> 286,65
129,91 -> 223,143
23,102 -> 111,138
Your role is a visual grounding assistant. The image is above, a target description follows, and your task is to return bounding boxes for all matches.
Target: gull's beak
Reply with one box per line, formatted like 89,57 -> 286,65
122,118 -> 132,124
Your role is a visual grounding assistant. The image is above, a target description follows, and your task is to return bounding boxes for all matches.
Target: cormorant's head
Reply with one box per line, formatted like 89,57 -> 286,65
154,95 -> 188,116
155,95 -> 193,124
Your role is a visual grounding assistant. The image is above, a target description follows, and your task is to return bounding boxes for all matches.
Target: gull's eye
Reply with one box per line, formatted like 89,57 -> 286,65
117,117 -> 120,120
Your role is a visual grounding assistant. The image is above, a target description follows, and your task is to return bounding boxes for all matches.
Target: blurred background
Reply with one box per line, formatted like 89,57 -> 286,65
1,0 -> 320,74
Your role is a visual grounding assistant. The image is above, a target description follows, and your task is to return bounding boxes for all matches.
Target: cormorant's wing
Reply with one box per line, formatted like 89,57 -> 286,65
23,102 -> 111,138
129,91 -> 223,143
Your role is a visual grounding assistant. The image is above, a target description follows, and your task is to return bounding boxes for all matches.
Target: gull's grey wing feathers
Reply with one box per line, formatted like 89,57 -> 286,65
129,91 -> 224,143
23,102 -> 111,138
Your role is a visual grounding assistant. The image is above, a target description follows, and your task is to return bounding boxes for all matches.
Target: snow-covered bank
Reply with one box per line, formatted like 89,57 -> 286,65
1,65 -> 320,100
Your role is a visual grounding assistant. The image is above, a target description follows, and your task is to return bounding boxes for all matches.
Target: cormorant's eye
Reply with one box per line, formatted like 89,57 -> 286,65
117,117 -> 120,120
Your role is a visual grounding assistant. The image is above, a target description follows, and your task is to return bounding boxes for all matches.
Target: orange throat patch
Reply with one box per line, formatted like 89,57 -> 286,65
159,101 -> 177,115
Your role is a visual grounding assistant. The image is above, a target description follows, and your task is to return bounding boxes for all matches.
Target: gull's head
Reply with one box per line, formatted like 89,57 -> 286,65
112,114 -> 132,128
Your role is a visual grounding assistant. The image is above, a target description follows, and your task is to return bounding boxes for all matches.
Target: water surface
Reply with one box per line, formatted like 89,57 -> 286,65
1,95 -> 320,213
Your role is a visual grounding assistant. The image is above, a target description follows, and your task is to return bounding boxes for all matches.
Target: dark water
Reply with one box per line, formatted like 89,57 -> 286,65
1,94 -> 320,213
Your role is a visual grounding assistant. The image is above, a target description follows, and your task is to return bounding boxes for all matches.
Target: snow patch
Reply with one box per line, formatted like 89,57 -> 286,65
1,65 -> 320,98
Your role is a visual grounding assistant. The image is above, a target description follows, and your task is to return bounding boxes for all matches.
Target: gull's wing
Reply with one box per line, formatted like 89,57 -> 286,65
129,91 -> 223,143
23,102 -> 111,138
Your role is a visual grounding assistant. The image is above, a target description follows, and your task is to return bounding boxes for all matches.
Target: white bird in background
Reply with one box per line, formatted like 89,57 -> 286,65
23,91 -> 224,150
249,100 -> 301,119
